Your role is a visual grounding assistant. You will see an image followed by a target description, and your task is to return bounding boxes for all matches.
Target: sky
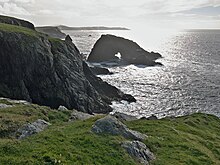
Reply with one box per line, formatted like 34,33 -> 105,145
0,0 -> 220,29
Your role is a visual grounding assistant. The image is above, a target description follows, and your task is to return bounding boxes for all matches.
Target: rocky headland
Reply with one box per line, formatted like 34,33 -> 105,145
0,15 -> 135,114
58,25 -> 130,31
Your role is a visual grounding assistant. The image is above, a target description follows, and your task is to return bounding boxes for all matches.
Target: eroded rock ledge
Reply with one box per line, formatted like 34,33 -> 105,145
87,34 -> 162,66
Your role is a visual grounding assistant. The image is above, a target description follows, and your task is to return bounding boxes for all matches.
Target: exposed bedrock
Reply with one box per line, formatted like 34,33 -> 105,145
0,19 -> 135,114
83,62 -> 136,104
87,34 -> 162,66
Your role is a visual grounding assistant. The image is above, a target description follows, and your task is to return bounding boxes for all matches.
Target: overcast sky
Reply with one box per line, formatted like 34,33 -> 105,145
0,0 -> 220,29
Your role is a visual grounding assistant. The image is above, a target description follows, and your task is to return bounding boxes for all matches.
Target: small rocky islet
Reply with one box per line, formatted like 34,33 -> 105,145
0,15 -> 220,165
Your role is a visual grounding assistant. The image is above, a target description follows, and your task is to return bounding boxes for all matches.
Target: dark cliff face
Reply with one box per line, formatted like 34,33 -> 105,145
83,62 -> 136,104
87,34 -> 162,66
0,15 -> 35,30
0,23 -> 113,113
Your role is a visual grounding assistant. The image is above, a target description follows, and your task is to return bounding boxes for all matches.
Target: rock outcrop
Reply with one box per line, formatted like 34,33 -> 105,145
91,115 -> 147,141
0,104 -> 13,109
87,34 -> 162,66
0,97 -> 30,105
122,141 -> 155,165
58,105 -> 69,111
89,66 -> 113,75
83,62 -> 136,104
0,21 -> 135,114
141,115 -> 158,120
0,15 -> 35,30
15,119 -> 51,139
111,112 -> 138,121
36,26 -> 66,39
69,110 -> 94,121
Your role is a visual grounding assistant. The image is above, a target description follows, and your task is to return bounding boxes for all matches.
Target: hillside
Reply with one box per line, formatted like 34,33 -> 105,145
0,99 -> 219,164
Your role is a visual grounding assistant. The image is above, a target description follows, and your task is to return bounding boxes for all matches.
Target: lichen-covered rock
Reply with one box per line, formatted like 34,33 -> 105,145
87,34 -> 162,66
122,141 -> 155,165
58,105 -> 69,111
69,110 -> 94,121
0,97 -> 30,105
16,119 -> 51,139
111,112 -> 138,121
91,115 -> 147,141
0,104 -> 13,109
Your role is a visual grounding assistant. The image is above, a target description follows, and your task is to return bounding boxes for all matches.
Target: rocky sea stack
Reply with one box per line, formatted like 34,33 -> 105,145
0,15 -> 135,114
87,34 -> 162,66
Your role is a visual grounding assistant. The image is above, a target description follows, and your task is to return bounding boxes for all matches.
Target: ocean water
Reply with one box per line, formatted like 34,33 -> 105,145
63,29 -> 220,118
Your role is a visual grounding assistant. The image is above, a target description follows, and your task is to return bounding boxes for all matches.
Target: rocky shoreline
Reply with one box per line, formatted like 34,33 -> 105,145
0,15 -> 136,114
0,15 -> 219,165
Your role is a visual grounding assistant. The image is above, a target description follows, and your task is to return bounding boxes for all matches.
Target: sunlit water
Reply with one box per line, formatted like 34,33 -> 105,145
63,29 -> 220,118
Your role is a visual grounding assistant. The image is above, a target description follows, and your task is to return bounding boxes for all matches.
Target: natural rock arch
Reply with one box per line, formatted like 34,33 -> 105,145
87,34 -> 162,66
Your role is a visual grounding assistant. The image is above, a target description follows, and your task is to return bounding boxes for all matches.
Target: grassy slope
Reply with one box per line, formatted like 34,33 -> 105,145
0,98 -> 219,165
0,99 -> 136,165
0,23 -> 219,165
0,23 -> 40,37
127,114 -> 220,165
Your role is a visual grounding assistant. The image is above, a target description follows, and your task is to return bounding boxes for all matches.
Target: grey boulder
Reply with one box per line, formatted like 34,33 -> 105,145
122,141 -> 155,165
111,112 -> 138,121
58,105 -> 69,111
69,110 -> 94,121
91,115 -> 147,141
0,103 -> 13,109
16,119 -> 51,139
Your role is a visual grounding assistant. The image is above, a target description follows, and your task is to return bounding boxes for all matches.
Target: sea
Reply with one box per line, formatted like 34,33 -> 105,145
63,28 -> 220,119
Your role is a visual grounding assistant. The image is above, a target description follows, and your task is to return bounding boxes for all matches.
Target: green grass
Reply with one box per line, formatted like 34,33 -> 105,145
0,101 -> 136,165
0,117 -> 137,165
0,100 -> 220,164
0,101 -> 71,138
0,23 -> 40,37
126,113 -> 220,165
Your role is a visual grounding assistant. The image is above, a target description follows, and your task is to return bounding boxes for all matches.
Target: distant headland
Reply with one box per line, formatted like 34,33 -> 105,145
58,25 -> 130,31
